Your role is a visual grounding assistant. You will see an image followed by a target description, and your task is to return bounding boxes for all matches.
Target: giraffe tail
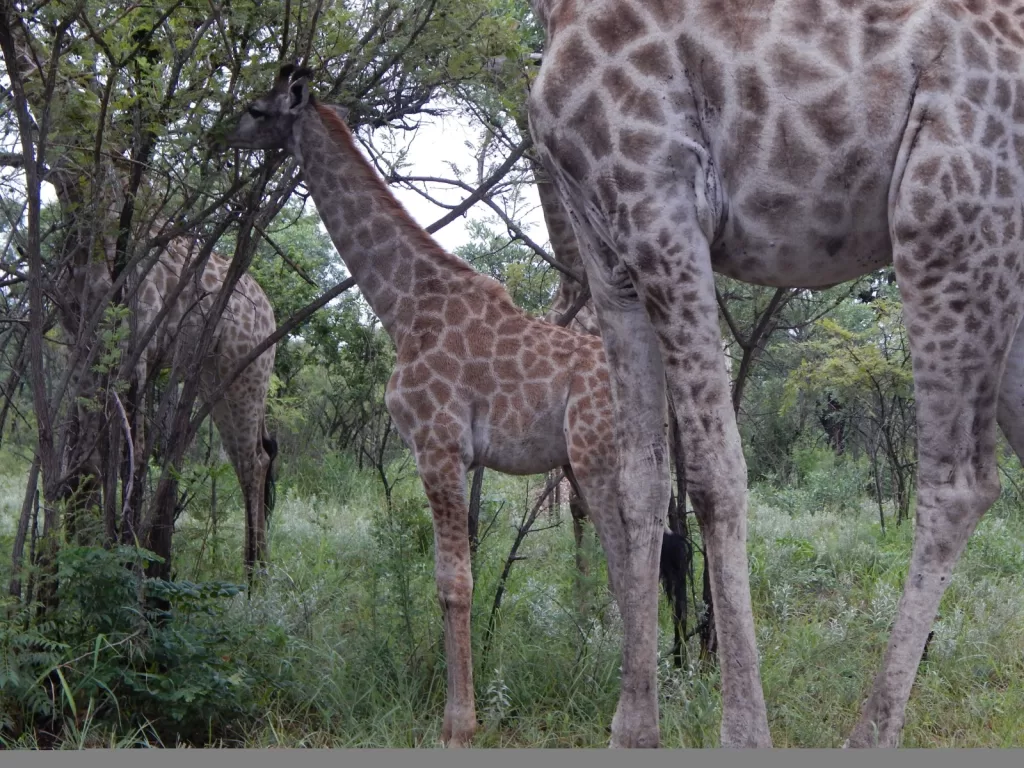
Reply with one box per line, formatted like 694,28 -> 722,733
659,527 -> 692,668
262,429 -> 279,518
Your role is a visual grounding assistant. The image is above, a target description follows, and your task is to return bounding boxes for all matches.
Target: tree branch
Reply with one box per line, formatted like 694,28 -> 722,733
252,220 -> 319,288
716,287 -> 745,347
482,471 -> 564,663
554,284 -> 591,328
408,136 -> 532,235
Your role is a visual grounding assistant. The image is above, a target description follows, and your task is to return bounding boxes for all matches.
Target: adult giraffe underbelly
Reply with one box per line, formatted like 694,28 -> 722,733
708,135 -> 903,289
708,213 -> 895,290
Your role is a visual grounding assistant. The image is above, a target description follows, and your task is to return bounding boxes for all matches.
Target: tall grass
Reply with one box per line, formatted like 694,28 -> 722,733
2,447 -> 1024,747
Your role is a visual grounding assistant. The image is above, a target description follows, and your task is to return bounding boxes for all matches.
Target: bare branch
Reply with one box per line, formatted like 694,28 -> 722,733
252,220 -> 320,288
554,284 -> 591,328
111,391 -> 134,523
414,136 -> 532,235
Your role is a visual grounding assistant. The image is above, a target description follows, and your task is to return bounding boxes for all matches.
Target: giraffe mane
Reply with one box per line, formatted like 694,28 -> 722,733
314,103 -> 519,310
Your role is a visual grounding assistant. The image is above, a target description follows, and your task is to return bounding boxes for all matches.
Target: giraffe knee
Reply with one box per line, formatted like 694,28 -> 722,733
913,471 -> 1000,570
927,474 -> 1000,521
435,564 -> 472,613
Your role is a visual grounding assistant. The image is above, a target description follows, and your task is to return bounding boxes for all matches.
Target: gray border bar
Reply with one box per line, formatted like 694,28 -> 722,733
3,750 -> 1024,768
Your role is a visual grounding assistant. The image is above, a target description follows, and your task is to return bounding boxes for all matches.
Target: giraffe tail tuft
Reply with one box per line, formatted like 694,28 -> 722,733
262,431 -> 279,518
659,527 -> 692,668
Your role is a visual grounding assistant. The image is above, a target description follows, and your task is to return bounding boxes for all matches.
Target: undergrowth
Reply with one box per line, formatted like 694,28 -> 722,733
2,448 -> 1024,748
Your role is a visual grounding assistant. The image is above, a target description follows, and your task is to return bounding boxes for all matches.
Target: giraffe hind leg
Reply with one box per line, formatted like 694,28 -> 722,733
560,305 -> 667,748
848,149 -> 1024,747
261,426 -> 278,519
995,317 -> 1024,461
210,398 -> 271,580
567,462 -> 692,668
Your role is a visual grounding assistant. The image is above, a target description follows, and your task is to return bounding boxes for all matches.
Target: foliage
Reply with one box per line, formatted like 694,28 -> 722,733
784,290 -> 916,525
0,544 -> 260,746
456,219 -> 558,315
0,598 -> 67,735
2,466 -> 1022,747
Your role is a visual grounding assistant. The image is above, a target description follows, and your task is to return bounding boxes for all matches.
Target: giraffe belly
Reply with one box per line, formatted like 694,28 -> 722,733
475,441 -> 571,476
709,221 -> 894,289
709,136 -> 903,289
471,410 -> 571,476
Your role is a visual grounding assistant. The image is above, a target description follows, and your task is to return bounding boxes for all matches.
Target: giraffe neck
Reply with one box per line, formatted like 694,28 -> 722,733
294,105 -> 492,345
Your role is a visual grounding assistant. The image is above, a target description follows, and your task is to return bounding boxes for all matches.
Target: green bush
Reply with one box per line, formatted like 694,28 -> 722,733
0,545 -> 260,746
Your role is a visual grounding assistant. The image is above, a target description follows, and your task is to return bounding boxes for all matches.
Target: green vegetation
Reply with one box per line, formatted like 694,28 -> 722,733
2,440 -> 1024,747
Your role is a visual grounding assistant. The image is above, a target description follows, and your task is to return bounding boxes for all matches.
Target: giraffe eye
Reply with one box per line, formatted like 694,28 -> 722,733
248,106 -> 265,119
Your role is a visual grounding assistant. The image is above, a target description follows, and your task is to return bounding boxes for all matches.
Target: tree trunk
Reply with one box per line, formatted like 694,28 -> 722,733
9,455 -> 40,599
468,466 -> 485,567
146,475 -> 178,583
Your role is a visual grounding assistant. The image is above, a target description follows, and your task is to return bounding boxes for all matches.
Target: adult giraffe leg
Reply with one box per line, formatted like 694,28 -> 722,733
848,147 -> 1024,747
630,236 -> 770,748
996,321 -> 1024,457
210,397 -> 271,578
416,440 -> 475,747
565,225 -> 670,748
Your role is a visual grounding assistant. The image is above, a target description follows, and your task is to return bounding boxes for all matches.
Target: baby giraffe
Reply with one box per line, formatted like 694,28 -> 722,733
223,65 -> 676,747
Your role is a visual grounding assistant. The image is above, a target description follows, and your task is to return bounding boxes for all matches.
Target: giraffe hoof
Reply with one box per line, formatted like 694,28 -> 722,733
608,730 -> 659,749
846,717 -> 900,748
609,714 -> 659,748
441,709 -> 477,748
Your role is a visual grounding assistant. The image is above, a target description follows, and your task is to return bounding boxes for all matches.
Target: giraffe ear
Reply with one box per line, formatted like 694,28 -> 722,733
273,63 -> 296,93
288,78 -> 310,111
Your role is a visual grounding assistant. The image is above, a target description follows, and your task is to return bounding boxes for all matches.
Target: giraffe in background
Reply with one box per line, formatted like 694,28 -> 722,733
67,213 -> 279,576
4,18 -> 277,578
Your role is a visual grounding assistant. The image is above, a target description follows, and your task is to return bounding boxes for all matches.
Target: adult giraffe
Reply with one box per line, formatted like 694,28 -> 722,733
129,232 -> 279,576
61,210 -> 280,577
528,0 -> 1024,749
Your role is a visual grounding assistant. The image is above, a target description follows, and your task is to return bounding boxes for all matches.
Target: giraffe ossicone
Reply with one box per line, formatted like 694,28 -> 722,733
529,0 -> 1024,749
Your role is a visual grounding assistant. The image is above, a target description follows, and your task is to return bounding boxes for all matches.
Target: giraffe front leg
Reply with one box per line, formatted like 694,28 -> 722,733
663,300 -> 768,746
417,444 -> 476,747
607,225 -> 770,748
570,235 -> 669,748
602,306 -> 668,750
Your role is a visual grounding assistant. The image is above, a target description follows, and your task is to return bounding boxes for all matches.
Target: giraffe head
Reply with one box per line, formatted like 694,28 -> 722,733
222,64 -> 347,153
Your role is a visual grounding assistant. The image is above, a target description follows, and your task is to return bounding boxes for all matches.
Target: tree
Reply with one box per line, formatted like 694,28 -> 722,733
1,0 -> 533,600
785,282 -> 916,528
